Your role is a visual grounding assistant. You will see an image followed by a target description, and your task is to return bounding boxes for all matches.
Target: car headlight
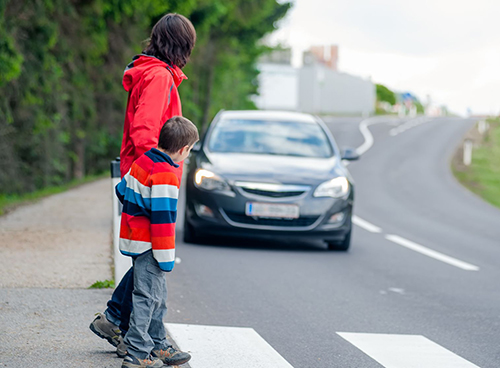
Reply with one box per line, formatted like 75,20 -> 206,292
313,177 -> 350,198
194,169 -> 231,191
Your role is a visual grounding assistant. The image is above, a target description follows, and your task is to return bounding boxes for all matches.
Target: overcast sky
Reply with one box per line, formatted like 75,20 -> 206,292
269,0 -> 500,115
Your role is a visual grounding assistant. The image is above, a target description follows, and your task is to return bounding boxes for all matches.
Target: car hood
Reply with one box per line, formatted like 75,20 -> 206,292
198,152 -> 342,185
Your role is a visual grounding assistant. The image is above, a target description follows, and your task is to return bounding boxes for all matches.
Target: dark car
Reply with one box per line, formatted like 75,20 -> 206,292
183,110 -> 358,250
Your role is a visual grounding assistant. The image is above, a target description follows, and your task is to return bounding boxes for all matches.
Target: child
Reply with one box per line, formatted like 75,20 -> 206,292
116,116 -> 199,368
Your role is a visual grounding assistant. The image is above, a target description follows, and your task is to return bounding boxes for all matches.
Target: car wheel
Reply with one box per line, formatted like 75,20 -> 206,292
326,229 -> 351,251
183,217 -> 198,243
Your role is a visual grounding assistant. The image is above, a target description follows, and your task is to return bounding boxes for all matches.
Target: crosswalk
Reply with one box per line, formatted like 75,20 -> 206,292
166,323 -> 481,368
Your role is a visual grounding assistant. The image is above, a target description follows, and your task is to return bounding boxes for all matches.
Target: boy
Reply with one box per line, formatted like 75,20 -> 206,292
116,116 -> 199,368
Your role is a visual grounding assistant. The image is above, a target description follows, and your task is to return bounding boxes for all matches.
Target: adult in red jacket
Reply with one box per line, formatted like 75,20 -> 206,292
120,54 -> 186,178
90,13 -> 196,361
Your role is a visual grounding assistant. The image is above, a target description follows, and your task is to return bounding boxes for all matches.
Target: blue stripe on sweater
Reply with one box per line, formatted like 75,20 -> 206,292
116,179 -> 126,204
120,249 -> 141,257
124,187 -> 151,209
151,197 -> 177,211
158,261 -> 175,272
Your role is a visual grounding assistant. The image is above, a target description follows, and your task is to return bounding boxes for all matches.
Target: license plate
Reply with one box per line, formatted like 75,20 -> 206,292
245,202 -> 300,219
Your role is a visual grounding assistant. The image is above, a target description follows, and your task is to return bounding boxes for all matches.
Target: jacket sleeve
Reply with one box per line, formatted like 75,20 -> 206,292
149,171 -> 180,272
130,73 -> 174,158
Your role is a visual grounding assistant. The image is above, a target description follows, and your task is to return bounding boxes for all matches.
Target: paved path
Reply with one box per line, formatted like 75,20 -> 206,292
0,179 -> 121,367
0,179 -> 112,288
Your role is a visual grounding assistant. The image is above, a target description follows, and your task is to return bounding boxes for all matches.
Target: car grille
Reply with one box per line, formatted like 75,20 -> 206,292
240,188 -> 306,198
224,211 -> 319,227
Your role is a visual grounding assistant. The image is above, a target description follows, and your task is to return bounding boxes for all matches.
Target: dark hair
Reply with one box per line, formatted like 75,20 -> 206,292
143,13 -> 196,69
159,116 -> 199,153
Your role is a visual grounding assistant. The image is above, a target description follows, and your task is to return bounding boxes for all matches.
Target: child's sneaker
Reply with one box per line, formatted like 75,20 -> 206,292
122,354 -> 164,368
152,346 -> 191,366
89,313 -> 122,347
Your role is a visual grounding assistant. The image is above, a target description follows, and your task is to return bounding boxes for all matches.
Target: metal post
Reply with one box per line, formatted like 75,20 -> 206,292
478,120 -> 488,135
463,139 -> 473,166
110,157 -> 132,284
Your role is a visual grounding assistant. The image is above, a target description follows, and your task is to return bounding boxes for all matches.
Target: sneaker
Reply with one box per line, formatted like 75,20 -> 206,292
116,339 -> 128,358
122,354 -> 164,368
152,346 -> 191,366
89,313 -> 122,347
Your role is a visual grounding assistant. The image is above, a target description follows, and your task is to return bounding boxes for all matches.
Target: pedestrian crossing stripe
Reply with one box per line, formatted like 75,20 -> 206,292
337,332 -> 480,368
165,323 -> 293,368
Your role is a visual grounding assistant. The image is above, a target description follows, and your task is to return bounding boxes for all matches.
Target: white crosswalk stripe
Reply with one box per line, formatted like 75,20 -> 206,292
165,323 -> 293,368
338,332 -> 480,368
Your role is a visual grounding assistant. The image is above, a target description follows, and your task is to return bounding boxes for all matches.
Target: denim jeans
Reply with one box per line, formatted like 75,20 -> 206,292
123,250 -> 170,359
105,267 -> 134,334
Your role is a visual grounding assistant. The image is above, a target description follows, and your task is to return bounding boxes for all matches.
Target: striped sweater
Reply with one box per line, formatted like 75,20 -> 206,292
116,148 -> 180,272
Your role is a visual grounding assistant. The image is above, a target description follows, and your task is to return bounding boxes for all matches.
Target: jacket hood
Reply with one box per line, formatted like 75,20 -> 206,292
122,54 -> 187,92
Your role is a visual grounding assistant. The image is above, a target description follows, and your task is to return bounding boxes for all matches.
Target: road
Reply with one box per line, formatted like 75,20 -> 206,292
165,116 -> 500,368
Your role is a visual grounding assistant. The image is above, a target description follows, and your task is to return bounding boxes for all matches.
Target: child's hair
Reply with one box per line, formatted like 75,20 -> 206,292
143,13 -> 196,69
159,116 -> 199,153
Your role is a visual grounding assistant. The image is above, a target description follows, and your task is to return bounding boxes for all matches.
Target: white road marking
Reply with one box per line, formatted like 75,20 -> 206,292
385,234 -> 480,271
356,118 -> 378,155
352,215 -> 382,233
389,117 -> 430,136
165,323 -> 294,368
388,287 -> 405,294
355,116 -> 400,156
349,117 -> 480,272
337,332 -> 480,368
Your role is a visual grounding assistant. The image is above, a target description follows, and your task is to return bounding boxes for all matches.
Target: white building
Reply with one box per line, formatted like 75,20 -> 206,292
253,48 -> 375,116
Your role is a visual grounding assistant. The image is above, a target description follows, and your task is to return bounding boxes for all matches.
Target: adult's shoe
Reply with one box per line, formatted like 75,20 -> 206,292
117,339 -> 128,358
89,313 -> 122,347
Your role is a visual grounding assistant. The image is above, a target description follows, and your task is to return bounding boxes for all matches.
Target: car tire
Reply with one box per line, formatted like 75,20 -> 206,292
183,217 -> 198,243
326,228 -> 351,251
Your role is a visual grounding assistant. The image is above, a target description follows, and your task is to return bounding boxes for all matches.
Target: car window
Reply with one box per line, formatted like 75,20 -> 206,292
207,119 -> 333,158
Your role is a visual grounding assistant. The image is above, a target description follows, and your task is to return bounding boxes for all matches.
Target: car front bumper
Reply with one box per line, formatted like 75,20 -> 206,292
185,186 -> 353,241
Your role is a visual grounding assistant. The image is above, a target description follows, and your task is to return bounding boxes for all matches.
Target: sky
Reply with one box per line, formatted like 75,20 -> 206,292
268,0 -> 500,116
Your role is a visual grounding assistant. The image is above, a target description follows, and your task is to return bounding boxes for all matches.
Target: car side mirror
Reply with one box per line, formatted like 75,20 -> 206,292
341,148 -> 359,161
191,141 -> 201,152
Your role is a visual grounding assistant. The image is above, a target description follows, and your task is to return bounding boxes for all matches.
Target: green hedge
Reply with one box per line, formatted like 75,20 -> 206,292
0,0 -> 290,196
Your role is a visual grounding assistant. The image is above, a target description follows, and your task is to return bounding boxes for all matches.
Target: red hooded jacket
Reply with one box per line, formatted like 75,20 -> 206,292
120,54 -> 187,178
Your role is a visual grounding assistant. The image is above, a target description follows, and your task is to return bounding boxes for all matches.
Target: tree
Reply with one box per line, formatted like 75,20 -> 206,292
183,0 -> 291,133
0,0 -> 291,195
376,84 -> 396,105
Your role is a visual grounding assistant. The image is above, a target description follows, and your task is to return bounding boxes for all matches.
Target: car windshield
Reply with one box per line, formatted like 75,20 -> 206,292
207,119 -> 334,158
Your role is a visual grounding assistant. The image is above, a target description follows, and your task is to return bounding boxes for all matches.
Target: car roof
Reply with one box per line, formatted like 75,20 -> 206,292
219,110 -> 318,124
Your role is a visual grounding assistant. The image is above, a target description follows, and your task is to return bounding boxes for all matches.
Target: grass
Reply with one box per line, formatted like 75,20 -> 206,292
89,279 -> 115,289
453,118 -> 500,209
0,173 -> 107,216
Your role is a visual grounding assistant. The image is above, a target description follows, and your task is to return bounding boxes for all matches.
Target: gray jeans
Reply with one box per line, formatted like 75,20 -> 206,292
123,250 -> 170,359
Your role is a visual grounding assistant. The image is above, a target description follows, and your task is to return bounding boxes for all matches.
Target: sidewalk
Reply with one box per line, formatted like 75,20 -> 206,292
0,179 -> 122,367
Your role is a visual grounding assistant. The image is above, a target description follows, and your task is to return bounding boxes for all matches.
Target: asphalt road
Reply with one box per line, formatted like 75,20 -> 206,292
166,116 -> 500,367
